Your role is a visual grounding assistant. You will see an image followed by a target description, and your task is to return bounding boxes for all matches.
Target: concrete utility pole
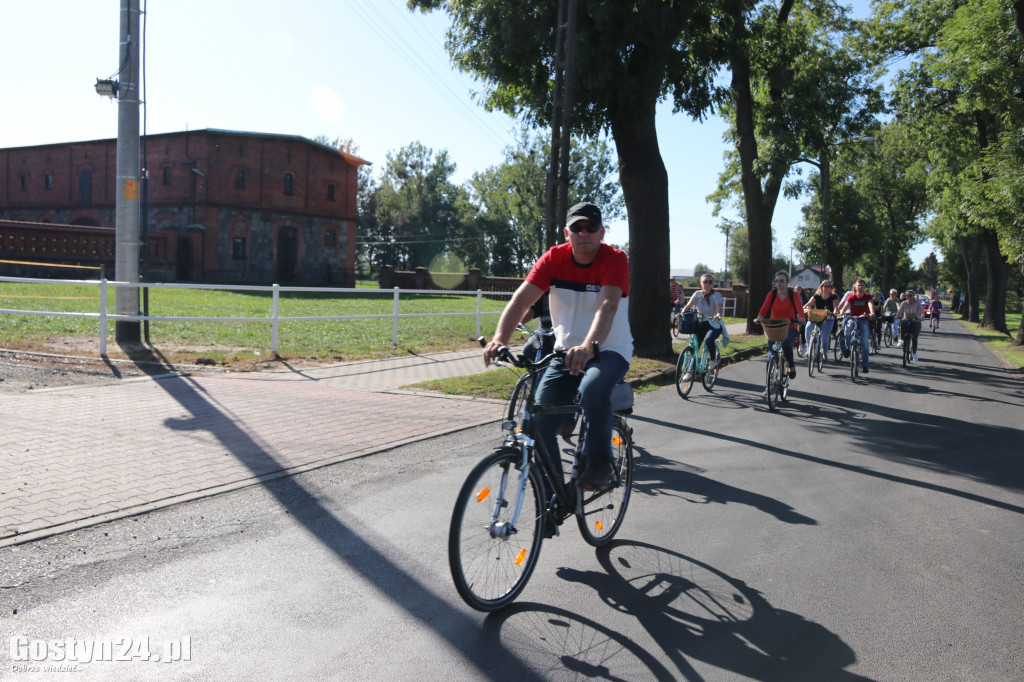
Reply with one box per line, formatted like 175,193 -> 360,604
544,0 -> 578,249
114,0 -> 142,342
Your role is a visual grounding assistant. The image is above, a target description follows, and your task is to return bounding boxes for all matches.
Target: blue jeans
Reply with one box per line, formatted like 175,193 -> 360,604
697,320 -> 722,359
806,319 -> 835,353
534,351 -> 629,469
843,318 -> 872,368
767,328 -> 799,371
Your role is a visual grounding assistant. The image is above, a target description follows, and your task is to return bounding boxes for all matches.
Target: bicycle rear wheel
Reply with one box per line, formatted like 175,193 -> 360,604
675,345 -> 696,399
766,354 -> 780,411
577,417 -> 633,547
449,447 -> 545,611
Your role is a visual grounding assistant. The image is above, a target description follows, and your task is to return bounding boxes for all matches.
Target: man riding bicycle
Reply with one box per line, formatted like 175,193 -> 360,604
483,201 -> 633,490
929,298 -> 943,328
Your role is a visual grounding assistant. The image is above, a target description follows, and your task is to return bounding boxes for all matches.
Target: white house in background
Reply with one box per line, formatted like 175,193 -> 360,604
791,264 -> 829,289
671,268 -> 696,280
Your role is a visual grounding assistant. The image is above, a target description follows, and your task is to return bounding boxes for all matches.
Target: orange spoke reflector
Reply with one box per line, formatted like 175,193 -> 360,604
515,548 -> 527,566
476,487 -> 490,503
612,436 -> 622,446
595,520 -> 604,531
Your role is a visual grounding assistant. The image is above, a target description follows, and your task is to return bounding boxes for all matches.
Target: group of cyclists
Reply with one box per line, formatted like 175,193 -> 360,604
673,270 -> 945,384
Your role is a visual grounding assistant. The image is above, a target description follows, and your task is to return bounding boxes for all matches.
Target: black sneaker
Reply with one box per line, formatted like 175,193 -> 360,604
843,349 -> 851,358
863,366 -> 869,374
579,458 -> 614,489
788,368 -> 797,379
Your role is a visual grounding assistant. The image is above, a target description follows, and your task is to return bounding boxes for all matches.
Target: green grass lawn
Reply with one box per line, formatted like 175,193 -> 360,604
0,280 -> 508,364
958,309 -> 1024,369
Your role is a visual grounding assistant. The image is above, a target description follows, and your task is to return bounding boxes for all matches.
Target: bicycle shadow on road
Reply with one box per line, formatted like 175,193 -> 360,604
480,540 -> 872,681
113,350 -> 534,677
629,436 -> 817,526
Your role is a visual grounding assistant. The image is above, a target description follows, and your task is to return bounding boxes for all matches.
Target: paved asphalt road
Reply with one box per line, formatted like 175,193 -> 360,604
2,321 -> 1022,681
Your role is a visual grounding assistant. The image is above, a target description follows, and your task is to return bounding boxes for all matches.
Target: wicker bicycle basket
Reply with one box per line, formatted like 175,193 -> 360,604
806,308 -> 828,323
761,319 -> 791,342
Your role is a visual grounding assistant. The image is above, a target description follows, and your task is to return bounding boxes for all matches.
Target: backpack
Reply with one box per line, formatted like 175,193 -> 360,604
768,288 -> 801,322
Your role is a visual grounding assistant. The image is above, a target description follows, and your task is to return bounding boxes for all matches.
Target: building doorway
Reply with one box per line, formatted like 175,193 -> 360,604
277,226 -> 297,282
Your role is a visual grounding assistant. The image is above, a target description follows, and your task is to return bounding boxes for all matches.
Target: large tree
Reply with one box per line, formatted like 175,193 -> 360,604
359,142 -> 470,274
467,129 -> 623,276
409,0 -> 719,357
710,0 -> 880,331
865,0 -> 1023,333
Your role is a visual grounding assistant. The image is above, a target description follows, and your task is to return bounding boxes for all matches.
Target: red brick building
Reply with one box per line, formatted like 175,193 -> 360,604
0,129 -> 368,284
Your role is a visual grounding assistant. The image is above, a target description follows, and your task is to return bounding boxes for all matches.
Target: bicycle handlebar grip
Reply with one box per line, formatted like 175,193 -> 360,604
477,336 -> 487,347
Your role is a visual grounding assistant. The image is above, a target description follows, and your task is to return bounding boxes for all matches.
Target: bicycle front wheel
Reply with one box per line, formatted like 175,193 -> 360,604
883,325 -> 893,347
506,373 -> 531,426
903,335 -> 911,367
851,344 -> 860,380
807,335 -> 818,377
449,447 -> 545,611
675,345 -> 696,399
766,354 -> 780,411
701,344 -> 719,392
577,417 -> 633,547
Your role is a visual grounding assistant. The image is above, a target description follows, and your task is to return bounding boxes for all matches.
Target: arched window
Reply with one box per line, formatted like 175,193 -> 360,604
283,173 -> 294,196
236,169 -> 245,189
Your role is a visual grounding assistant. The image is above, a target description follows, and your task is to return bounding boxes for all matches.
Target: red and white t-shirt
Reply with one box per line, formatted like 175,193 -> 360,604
525,242 -> 633,361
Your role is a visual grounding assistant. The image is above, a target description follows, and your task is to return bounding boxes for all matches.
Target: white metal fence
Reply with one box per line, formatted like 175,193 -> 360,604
0,276 -> 511,356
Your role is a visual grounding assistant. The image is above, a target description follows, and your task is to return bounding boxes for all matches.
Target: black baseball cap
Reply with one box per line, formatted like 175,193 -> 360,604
566,202 -> 602,228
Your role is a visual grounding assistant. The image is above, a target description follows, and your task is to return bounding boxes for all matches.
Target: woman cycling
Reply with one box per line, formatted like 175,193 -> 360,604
755,270 -> 804,381
680,273 -> 725,370
896,290 -> 925,361
803,279 -> 839,365
835,278 -> 876,374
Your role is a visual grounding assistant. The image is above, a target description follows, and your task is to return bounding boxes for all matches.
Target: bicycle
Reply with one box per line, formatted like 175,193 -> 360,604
805,309 -> 833,377
831,320 -> 846,363
842,313 -> 872,381
901,318 -> 920,367
503,323 -> 556,427
880,314 -> 895,348
761,319 -> 791,411
674,311 -> 724,398
449,345 -> 635,611
930,313 -> 940,333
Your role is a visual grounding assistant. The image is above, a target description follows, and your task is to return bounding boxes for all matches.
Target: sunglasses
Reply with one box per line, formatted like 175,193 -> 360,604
822,285 -> 833,288
568,222 -> 601,234
774,278 -> 788,283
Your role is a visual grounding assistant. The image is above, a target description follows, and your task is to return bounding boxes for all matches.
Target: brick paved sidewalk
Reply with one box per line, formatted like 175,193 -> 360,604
0,349 -> 502,547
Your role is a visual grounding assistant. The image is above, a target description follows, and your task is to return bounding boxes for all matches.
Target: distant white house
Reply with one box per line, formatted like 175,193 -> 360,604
670,268 -> 696,280
791,264 -> 829,289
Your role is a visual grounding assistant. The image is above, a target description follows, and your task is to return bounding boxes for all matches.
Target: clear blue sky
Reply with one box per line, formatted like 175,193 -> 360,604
0,0 -> 930,272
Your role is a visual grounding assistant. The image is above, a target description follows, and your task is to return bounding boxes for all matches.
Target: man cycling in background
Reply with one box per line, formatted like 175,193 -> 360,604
896,290 -> 925,362
929,297 -> 943,330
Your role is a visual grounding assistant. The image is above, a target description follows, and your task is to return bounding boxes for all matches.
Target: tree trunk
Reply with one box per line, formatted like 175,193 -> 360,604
960,234 -> 982,323
610,103 -> 672,359
980,229 -> 1010,333
1016,258 -> 1024,346
729,32 -> 775,334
